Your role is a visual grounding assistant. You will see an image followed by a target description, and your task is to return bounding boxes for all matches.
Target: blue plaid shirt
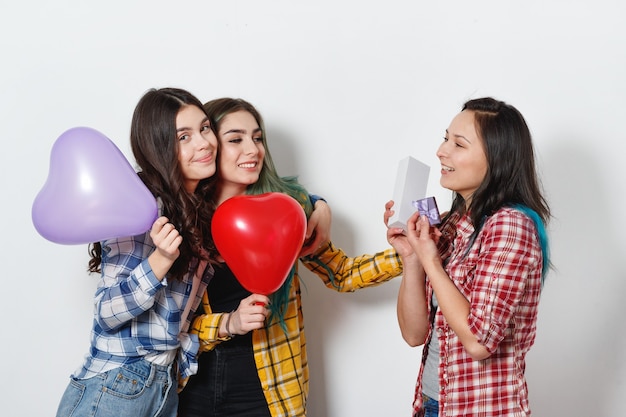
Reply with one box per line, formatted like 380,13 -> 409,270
72,231 -> 213,380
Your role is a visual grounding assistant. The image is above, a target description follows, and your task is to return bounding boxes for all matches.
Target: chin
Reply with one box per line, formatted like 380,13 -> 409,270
240,177 -> 259,186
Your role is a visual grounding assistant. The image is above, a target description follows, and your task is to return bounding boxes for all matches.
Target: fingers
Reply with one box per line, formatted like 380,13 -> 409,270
405,211 -> 421,237
417,215 -> 432,238
247,293 -> 270,307
300,232 -> 322,257
231,294 -> 270,335
151,216 -> 170,232
150,216 -> 182,256
431,227 -> 443,243
305,215 -> 318,239
384,200 -> 395,226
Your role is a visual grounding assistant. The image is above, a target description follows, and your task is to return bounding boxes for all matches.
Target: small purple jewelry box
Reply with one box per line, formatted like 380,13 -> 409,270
412,196 -> 441,226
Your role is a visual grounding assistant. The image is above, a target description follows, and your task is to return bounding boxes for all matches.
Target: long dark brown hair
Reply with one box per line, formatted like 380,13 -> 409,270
446,97 -> 550,225
440,97 -> 551,275
88,88 -> 217,279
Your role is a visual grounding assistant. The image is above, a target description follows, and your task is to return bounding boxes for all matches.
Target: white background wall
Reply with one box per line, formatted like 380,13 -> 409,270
1,1 -> 624,416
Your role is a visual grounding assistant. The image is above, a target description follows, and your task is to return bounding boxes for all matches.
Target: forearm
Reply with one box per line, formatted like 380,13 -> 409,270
426,263 -> 490,360
301,241 -> 403,291
396,259 -> 429,346
96,257 -> 162,331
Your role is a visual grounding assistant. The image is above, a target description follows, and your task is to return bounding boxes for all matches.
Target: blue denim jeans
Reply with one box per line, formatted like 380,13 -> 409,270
422,394 -> 439,417
55,359 -> 176,417
178,337 -> 271,417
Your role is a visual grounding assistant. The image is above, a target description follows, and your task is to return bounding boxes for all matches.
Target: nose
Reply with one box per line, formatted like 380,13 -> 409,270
242,137 -> 259,155
197,130 -> 217,150
436,141 -> 447,158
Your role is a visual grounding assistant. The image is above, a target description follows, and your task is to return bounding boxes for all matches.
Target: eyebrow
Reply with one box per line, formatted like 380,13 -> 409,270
176,116 -> 210,132
446,129 -> 472,144
222,127 -> 262,135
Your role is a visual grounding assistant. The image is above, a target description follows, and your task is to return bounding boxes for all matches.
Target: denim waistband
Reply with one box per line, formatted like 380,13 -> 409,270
122,359 -> 173,385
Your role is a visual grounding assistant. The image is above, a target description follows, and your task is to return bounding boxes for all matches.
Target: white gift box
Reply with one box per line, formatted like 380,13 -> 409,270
388,156 -> 430,232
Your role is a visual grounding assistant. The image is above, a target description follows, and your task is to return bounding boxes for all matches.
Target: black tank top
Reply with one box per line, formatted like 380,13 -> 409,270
208,262 -> 252,313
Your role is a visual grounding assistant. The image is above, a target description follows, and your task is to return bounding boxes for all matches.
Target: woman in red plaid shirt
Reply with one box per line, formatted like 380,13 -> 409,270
387,97 -> 550,417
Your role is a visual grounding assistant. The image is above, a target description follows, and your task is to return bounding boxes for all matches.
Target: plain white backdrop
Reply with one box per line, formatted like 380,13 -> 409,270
1,1 -> 624,416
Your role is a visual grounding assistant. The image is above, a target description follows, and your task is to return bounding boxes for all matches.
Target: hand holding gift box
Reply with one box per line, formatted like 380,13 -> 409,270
412,196 -> 441,226
388,156 -> 430,232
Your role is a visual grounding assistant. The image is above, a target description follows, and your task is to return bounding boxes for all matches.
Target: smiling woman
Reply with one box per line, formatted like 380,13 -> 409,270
215,109 -> 267,202
176,97 -> 405,417
54,88 -> 219,417
175,105 -> 218,193
387,97 -> 551,417
439,110 -> 488,204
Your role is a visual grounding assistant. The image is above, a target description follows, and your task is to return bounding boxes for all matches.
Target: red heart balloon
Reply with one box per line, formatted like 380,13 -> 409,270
212,192 -> 307,295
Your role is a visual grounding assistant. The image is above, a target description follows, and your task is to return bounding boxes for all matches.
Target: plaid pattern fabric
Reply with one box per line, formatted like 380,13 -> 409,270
189,241 -> 403,417
413,208 -> 543,417
73,232 -> 212,380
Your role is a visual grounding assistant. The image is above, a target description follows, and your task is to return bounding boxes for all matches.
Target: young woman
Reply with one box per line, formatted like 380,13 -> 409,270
177,98 -> 404,417
386,97 -> 550,417
55,88 -> 219,417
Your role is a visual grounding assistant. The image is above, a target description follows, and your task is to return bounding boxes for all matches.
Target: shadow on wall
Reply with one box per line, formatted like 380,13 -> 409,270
526,140 -> 626,416
270,125 -> 403,415
265,124 -> 335,416
264,125 -> 301,179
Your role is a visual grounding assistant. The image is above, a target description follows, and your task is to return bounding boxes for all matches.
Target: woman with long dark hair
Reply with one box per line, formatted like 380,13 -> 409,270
388,97 -> 550,417
56,88 -> 219,417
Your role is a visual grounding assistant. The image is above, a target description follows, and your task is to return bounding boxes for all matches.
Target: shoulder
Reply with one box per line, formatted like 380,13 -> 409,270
485,206 -> 535,227
482,207 -> 540,248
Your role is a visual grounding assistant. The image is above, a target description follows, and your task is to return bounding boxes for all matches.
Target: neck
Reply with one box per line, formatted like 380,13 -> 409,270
216,181 -> 248,206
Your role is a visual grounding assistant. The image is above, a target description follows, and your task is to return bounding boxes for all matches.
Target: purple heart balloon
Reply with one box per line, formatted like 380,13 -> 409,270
32,126 -> 158,245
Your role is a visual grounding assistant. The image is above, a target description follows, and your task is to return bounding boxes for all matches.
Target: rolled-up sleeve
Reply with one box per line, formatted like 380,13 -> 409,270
466,212 -> 542,353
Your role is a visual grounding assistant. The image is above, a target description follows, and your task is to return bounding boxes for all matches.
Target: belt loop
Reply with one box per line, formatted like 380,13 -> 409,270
144,360 -> 157,388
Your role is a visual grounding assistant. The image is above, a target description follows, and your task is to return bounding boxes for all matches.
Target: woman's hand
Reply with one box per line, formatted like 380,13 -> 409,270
405,212 -> 442,271
226,294 -> 271,336
384,200 -> 417,260
148,216 -> 183,280
300,200 -> 332,257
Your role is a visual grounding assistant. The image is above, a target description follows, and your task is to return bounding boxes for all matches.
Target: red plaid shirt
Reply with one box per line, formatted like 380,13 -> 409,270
413,207 -> 544,417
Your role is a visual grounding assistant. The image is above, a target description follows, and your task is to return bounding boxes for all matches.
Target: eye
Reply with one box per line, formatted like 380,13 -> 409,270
201,124 -> 212,132
179,134 -> 190,142
253,136 -> 263,143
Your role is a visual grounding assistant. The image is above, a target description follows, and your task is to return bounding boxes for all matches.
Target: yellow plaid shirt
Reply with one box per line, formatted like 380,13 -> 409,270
187,241 -> 403,417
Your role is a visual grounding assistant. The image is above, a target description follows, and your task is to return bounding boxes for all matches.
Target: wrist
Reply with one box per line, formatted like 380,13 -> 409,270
309,194 -> 327,206
224,311 -> 236,338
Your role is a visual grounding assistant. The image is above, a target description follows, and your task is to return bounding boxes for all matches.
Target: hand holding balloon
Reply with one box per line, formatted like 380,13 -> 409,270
147,216 -> 183,281
32,127 -> 158,245
211,193 -> 307,295
224,294 -> 271,337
